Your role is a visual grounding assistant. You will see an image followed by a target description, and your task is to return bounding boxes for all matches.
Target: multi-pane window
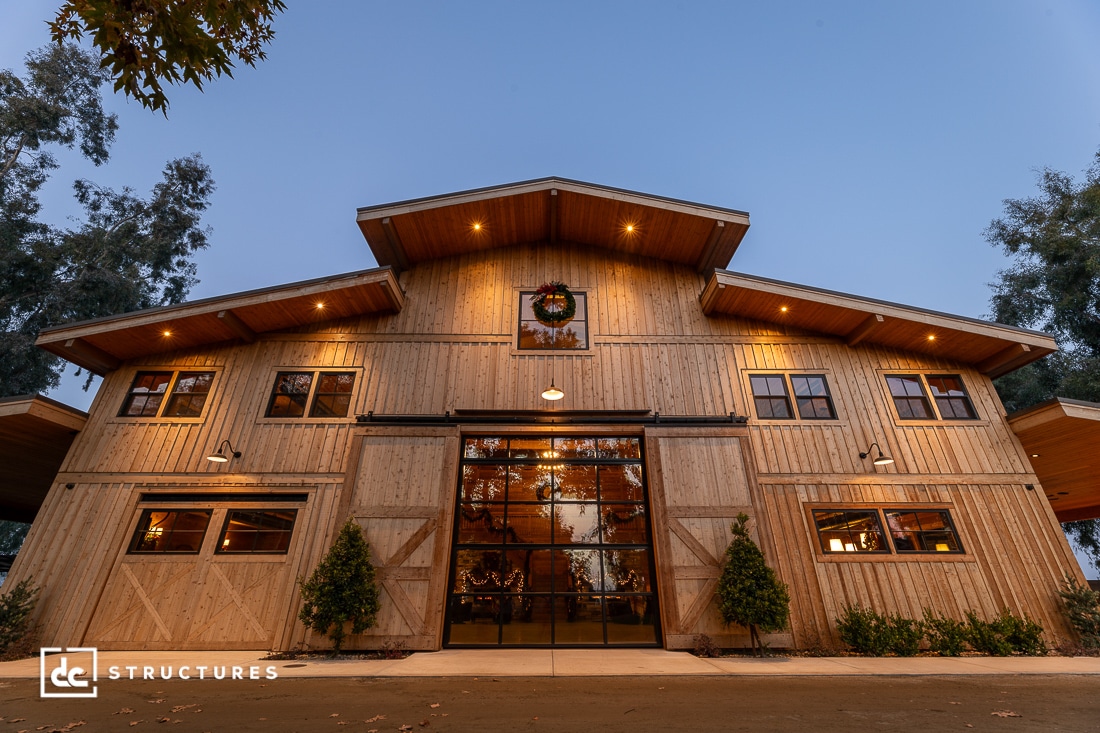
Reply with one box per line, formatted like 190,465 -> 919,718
518,291 -> 588,349
926,375 -> 977,419
163,372 -> 215,417
884,509 -> 964,553
128,509 -> 212,553
120,371 -> 215,418
813,506 -> 964,555
749,375 -> 792,419
790,375 -> 837,419
750,374 -> 837,420
448,436 -> 658,647
885,375 -> 934,419
265,371 -> 356,418
812,509 -> 889,554
217,509 -> 297,554
885,374 -> 978,420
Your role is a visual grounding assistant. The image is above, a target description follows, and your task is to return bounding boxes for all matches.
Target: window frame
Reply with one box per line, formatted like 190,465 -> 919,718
805,503 -> 972,562
116,368 -> 218,421
215,508 -> 299,555
925,374 -> 979,420
810,508 -> 890,555
516,288 -> 591,352
127,508 -> 213,554
881,372 -> 982,423
261,368 -> 361,420
789,374 -> 838,420
744,371 -> 840,422
883,508 -> 965,554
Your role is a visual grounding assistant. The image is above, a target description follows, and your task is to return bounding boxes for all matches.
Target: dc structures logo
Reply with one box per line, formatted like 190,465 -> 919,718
40,647 -> 98,698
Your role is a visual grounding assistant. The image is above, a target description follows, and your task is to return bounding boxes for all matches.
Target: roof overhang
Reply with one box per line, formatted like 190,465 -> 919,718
1009,398 -> 1100,522
356,177 -> 751,273
0,395 -> 87,522
701,270 -> 1057,377
36,267 -> 405,375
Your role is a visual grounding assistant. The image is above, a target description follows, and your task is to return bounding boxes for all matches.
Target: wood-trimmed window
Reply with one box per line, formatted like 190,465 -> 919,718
885,375 -> 934,420
812,509 -> 889,554
885,374 -> 978,420
749,375 -> 793,419
884,509 -> 964,553
790,374 -> 837,419
265,371 -> 356,418
120,371 -> 215,418
216,509 -> 297,554
750,373 -> 838,420
926,375 -> 978,419
127,509 -> 212,553
518,291 -> 589,349
812,506 -> 965,555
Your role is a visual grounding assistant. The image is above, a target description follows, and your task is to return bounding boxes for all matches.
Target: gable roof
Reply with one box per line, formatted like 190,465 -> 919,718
355,177 -> 751,273
36,267 -> 404,375
700,270 -> 1057,377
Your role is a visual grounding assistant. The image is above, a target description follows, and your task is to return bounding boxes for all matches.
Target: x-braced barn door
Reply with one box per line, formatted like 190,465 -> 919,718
645,430 -> 780,649
340,429 -> 460,650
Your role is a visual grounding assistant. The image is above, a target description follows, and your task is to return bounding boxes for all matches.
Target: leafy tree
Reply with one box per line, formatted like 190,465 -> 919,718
1,43 -> 214,397
986,148 -> 1100,576
0,522 -> 30,555
50,0 -> 287,114
298,519 -> 381,653
716,512 -> 790,656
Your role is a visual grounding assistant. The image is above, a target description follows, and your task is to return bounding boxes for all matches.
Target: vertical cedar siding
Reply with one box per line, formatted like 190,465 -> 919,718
5,242 -> 1080,649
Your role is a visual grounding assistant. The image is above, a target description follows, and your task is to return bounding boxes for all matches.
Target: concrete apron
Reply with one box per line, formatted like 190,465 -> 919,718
3,649 -> 1100,679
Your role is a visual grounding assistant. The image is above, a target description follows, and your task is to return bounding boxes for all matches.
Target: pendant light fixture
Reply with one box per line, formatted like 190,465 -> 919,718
541,316 -> 565,401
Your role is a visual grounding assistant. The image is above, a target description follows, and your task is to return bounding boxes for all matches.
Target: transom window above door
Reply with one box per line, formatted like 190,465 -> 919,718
518,290 -> 589,349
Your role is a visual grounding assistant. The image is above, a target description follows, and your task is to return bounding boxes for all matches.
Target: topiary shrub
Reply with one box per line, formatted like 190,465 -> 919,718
0,578 -> 39,660
716,513 -> 790,656
298,519 -> 380,653
1059,574 -> 1100,650
922,609 -> 969,656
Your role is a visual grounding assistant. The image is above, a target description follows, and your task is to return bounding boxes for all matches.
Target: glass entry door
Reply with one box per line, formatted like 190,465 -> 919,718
445,436 -> 660,647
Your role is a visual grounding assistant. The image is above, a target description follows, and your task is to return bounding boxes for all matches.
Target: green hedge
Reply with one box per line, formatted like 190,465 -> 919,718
835,606 -> 1046,656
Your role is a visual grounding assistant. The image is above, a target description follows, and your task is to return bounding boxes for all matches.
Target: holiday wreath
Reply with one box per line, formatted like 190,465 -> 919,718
530,281 -> 576,325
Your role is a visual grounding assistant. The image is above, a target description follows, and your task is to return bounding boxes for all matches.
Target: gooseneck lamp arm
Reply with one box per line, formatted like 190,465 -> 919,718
206,439 -> 242,463
859,442 -> 894,466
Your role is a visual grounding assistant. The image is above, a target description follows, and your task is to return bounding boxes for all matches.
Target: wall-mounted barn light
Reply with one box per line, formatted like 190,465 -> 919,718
206,439 -> 242,463
859,442 -> 894,466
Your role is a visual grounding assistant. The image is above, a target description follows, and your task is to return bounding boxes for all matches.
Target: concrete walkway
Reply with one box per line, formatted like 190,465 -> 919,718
3,648 -> 1100,678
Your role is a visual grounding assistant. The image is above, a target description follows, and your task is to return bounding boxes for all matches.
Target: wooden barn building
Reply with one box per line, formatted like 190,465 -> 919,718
3,178 -> 1092,652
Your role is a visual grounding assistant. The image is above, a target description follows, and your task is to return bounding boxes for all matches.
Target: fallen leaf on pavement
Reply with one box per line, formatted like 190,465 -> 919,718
146,700 -> 165,705
991,711 -> 1021,718
365,715 -> 385,723
128,722 -> 142,727
169,705 -> 195,713
330,714 -> 340,718
429,704 -> 440,709
419,721 -> 429,727
398,726 -> 413,732
115,708 -> 136,715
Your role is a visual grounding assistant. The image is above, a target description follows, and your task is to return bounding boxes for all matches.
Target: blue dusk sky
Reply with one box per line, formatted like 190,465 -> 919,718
3,3 -> 1100,572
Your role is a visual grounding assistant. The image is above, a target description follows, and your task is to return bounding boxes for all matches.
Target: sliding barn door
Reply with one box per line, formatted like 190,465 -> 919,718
646,429 -> 786,649
341,428 -> 460,650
